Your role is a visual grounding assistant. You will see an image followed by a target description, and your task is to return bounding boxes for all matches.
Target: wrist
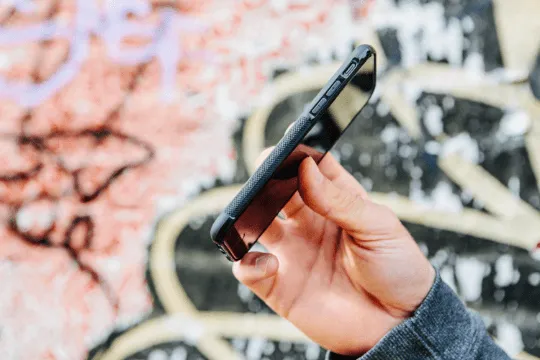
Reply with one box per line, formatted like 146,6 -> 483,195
412,264 -> 437,311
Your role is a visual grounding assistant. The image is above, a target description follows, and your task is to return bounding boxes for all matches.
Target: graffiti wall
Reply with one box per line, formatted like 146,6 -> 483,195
0,0 -> 539,359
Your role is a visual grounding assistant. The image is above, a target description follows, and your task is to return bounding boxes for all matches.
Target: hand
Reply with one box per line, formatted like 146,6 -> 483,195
232,148 -> 436,357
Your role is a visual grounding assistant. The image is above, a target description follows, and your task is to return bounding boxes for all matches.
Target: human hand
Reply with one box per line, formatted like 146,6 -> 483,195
233,147 -> 436,357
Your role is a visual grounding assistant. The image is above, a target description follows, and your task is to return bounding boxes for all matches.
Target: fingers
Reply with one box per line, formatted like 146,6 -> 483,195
298,157 -> 400,237
255,147 -> 275,168
233,252 -> 279,300
254,149 -> 369,222
254,146 -> 306,218
318,153 -> 369,200
258,216 -> 287,249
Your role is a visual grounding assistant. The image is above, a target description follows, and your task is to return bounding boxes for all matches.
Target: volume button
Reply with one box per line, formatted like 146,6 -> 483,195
310,97 -> 328,115
326,80 -> 342,96
343,62 -> 358,77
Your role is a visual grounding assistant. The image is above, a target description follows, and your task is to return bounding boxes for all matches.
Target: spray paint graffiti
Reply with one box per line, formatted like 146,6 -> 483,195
95,1 -> 540,359
0,0 -> 208,107
0,0 -> 353,359
1,0 -> 539,359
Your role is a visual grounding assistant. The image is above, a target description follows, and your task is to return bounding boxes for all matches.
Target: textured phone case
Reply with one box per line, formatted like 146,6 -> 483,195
224,113 -> 313,218
214,45 -> 375,251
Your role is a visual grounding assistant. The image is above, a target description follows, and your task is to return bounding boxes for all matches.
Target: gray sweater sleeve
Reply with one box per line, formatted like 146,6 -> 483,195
326,272 -> 511,360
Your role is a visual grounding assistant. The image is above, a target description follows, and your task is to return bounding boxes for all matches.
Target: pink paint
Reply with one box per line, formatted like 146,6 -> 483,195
0,0 -> 352,358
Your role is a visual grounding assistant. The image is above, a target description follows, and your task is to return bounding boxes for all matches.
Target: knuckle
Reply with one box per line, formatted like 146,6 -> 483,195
376,203 -> 403,231
377,203 -> 395,217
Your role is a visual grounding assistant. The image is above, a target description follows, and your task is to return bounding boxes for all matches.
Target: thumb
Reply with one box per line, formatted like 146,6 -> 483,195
232,252 -> 279,298
298,157 -> 400,236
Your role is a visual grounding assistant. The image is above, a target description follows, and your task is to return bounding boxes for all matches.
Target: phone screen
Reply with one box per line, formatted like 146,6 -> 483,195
222,53 -> 376,259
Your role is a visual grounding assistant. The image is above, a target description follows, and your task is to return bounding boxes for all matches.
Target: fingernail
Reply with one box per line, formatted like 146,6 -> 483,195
255,255 -> 270,275
310,158 -> 323,183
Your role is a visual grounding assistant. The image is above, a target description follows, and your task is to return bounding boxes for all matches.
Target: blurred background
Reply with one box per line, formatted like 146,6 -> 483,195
0,0 -> 539,359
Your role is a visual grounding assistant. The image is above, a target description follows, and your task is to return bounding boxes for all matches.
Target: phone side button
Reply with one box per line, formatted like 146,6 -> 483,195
326,80 -> 342,97
310,97 -> 328,115
343,62 -> 358,78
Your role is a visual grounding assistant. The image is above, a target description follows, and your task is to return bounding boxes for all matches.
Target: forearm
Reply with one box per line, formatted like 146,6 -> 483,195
326,272 -> 511,360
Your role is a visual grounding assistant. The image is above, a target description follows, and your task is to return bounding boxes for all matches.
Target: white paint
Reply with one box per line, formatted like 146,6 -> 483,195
362,106 -> 375,119
263,341 -> 275,355
381,125 -> 400,144
148,349 -> 168,360
440,266 -> 458,293
361,178 -> 373,192
418,242 -> 429,256
376,102 -> 390,117
199,174 -> 216,189
496,322 -> 524,356
425,140 -> 441,155
528,273 -> 540,286
410,166 -> 423,179
410,179 -> 463,213
0,54 -> 12,70
402,81 -> 423,104
246,337 -> 267,360
270,0 -> 289,12
424,105 -> 444,136
508,176 -> 520,197
460,190 -> 473,204
231,338 -> 247,351
305,342 -> 321,360
472,198 -> 484,210
440,133 -> 480,164
497,110 -> 531,139
278,341 -> 292,352
455,257 -> 487,302
237,283 -> 254,303
399,144 -> 413,158
327,4 -> 355,61
442,96 -> 455,110
105,258 -> 121,274
0,262 -> 117,360
461,16 -> 475,33
217,155 -> 236,184
494,255 -> 514,288
340,143 -> 355,160
358,153 -> 372,167
370,0 -> 464,68
512,270 -> 520,285
216,85 -> 241,121
430,249 -> 449,269
170,347 -> 188,360
431,181 -> 463,213
464,52 -> 485,73
15,207 -> 33,233
445,17 -> 464,67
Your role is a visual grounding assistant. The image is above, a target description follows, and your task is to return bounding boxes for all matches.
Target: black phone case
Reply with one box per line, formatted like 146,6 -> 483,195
211,44 -> 376,261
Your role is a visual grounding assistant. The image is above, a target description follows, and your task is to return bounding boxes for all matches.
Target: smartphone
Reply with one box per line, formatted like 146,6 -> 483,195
211,44 -> 377,261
